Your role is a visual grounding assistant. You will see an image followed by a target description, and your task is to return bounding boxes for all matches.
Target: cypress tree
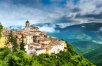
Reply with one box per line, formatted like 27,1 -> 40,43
20,34 -> 25,51
0,23 -> 3,38
9,30 -> 18,52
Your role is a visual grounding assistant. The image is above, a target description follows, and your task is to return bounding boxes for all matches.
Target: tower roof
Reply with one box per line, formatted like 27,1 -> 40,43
26,20 -> 29,23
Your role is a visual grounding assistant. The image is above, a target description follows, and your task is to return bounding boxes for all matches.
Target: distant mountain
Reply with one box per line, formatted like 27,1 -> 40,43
8,25 -> 24,30
47,23 -> 102,53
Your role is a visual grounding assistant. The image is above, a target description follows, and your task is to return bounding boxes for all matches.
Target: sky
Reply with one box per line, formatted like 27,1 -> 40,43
0,0 -> 102,32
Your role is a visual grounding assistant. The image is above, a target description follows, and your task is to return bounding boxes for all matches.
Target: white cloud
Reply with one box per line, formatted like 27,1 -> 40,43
38,26 -> 56,33
1,0 -> 102,28
0,2 -> 65,27
57,23 -> 74,28
77,0 -> 102,15
56,18 -> 89,28
92,40 -> 102,44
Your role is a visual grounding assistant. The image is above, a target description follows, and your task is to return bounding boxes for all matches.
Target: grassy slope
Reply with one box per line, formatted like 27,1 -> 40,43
84,46 -> 102,66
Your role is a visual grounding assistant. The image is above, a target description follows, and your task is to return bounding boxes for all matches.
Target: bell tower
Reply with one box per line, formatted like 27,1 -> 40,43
25,20 -> 30,28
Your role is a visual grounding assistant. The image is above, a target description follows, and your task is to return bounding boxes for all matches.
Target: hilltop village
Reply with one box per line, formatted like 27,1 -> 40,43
0,21 -> 67,55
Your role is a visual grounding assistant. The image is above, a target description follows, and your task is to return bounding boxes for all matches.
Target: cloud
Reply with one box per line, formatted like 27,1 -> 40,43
0,1 -> 65,27
60,0 -> 102,27
38,26 -> 56,33
0,0 -> 102,28
37,23 -> 61,33
75,0 -> 102,18
92,40 -> 102,44
78,0 -> 102,14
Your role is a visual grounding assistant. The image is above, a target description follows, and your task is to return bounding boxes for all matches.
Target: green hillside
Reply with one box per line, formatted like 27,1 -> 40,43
0,42 -> 95,66
84,46 -> 102,66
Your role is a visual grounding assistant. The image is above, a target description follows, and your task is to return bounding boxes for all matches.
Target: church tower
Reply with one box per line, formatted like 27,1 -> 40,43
25,20 -> 30,33
25,20 -> 30,28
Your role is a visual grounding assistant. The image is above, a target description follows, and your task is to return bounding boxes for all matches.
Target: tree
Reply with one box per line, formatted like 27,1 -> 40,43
4,53 -> 20,66
0,38 -> 96,66
20,35 -> 25,51
0,48 -> 11,60
12,37 -> 18,52
0,24 -> 3,38
9,30 -> 18,52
